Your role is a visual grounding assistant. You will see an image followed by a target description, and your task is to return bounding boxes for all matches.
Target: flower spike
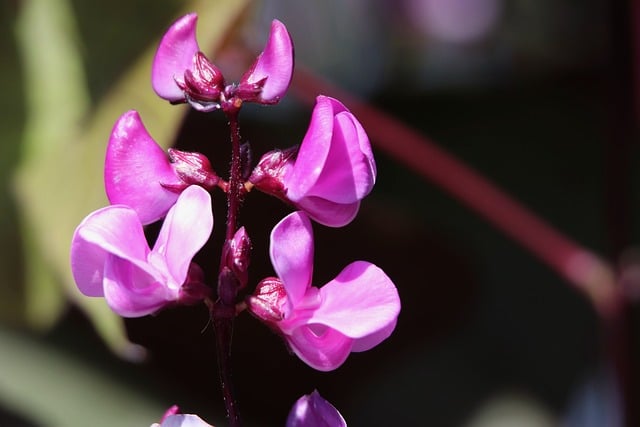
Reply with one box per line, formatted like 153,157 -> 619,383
70,185 -> 213,317
247,211 -> 400,371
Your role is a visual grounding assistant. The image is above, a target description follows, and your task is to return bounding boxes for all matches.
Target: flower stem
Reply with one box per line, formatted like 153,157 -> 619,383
209,107 -> 244,427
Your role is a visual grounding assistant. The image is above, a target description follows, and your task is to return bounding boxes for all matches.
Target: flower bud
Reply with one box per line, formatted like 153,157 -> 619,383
168,148 -> 219,189
222,227 -> 252,290
248,146 -> 297,198
245,277 -> 287,323
179,52 -> 225,111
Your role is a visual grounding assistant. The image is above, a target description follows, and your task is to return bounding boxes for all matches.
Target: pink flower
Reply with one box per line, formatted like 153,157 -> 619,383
105,110 -> 217,225
151,414 -> 214,427
151,14 -> 293,109
286,390 -> 346,427
246,211 -> 400,371
250,96 -> 376,227
70,185 -> 213,317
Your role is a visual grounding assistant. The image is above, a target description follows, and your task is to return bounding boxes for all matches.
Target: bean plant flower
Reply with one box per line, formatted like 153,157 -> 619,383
249,96 -> 375,227
287,390 -> 346,427
246,211 -> 400,371
152,13 -> 293,111
105,110 -> 218,225
70,185 -> 213,317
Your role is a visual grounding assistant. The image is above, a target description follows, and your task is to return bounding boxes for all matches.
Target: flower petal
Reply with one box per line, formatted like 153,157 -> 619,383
153,186 -> 213,284
270,211 -> 314,307
287,325 -> 353,371
286,390 -> 347,427
308,261 -> 400,342
294,196 -> 360,228
154,414 -> 214,427
152,13 -> 200,101
241,19 -> 294,103
70,205 -> 150,297
103,254 -> 171,317
105,111 -> 182,224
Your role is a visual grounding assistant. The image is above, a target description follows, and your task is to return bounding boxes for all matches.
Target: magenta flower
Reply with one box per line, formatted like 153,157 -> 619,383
246,211 -> 400,371
250,96 -> 376,227
287,390 -> 346,427
152,14 -> 293,110
70,185 -> 213,317
105,110 -> 217,225
151,414 -> 213,427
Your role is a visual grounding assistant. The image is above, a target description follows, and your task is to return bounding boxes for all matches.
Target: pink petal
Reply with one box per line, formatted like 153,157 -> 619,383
70,205 -> 150,297
105,111 -> 182,225
156,414 -> 214,427
286,390 -> 346,427
241,19 -> 294,103
153,185 -> 213,284
351,317 -> 398,352
103,254 -> 172,317
270,212 -> 314,306
285,96 -> 375,219
308,261 -> 400,341
286,325 -> 353,371
293,196 -> 360,228
152,13 -> 200,101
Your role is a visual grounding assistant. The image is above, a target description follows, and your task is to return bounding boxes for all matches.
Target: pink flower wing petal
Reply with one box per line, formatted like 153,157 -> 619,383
103,254 -> 171,317
242,19 -> 294,103
286,325 -> 353,371
284,96 -> 337,200
270,211 -> 314,306
309,261 -> 400,340
351,317 -> 398,352
152,13 -> 200,101
294,196 -> 360,228
105,111 -> 182,225
153,186 -> 213,283
70,205 -> 149,297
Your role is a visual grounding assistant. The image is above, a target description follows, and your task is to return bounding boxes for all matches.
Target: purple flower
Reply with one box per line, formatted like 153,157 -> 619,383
286,390 -> 346,427
250,96 -> 376,227
151,14 -> 293,109
151,414 -> 214,427
246,211 -> 400,371
70,185 -> 213,317
105,110 -> 217,225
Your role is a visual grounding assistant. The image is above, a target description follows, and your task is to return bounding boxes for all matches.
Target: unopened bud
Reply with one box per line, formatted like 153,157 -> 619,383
246,277 -> 287,323
222,227 -> 251,291
168,148 -> 219,189
248,146 -> 297,198
178,52 -> 225,111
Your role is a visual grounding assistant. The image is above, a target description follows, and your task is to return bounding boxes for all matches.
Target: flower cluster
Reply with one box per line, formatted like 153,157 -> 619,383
69,12 -> 400,426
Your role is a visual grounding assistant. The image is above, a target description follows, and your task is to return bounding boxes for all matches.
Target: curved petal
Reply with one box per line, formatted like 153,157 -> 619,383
270,211 -> 314,306
103,254 -> 171,317
241,19 -> 294,103
286,391 -> 346,427
70,205 -> 149,297
294,196 -> 360,228
105,111 -> 182,224
308,261 -> 400,341
306,110 -> 375,203
152,13 -> 200,101
285,96 -> 338,200
286,325 -> 353,371
351,317 -> 398,352
153,185 -> 213,284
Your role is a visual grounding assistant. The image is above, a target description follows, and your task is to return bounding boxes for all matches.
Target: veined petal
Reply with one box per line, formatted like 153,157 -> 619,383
103,254 -> 172,317
153,186 -> 213,284
152,13 -> 200,101
105,111 -> 182,225
270,212 -> 314,307
294,196 -> 360,228
308,261 -> 400,341
287,325 -> 353,371
70,205 -> 149,297
286,390 -> 346,427
241,19 -> 294,103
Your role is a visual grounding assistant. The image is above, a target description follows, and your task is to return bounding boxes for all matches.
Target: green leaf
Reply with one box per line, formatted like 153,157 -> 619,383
14,0 -> 251,356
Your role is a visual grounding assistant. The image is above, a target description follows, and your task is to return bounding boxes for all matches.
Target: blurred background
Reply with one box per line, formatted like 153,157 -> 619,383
0,0 -> 639,425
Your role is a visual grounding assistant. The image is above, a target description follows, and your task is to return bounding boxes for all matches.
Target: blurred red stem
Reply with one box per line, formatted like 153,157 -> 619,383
291,66 -> 620,319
